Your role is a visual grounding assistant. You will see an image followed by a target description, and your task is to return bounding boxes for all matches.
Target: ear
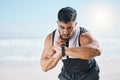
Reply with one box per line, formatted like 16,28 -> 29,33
75,22 -> 77,26
57,21 -> 59,24
57,21 -> 60,28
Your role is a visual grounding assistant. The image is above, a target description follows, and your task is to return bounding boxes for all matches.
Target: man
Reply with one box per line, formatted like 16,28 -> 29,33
40,7 -> 101,80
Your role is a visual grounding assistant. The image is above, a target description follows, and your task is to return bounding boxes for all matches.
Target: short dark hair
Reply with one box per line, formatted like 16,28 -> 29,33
58,7 -> 77,23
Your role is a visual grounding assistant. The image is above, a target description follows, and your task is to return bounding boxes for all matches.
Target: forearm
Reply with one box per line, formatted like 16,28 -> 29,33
46,57 -> 60,71
41,56 -> 61,72
65,45 -> 101,60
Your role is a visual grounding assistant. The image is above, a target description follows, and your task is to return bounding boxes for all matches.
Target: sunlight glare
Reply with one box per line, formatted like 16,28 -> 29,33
87,4 -> 116,36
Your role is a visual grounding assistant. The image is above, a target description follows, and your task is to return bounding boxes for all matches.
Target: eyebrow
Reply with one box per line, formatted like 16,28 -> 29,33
59,25 -> 73,29
59,25 -> 65,28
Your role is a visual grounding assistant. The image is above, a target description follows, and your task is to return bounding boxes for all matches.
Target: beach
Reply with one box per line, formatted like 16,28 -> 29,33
0,38 -> 120,80
0,58 -> 120,80
98,59 -> 120,80
0,62 -> 41,80
1,0 -> 120,79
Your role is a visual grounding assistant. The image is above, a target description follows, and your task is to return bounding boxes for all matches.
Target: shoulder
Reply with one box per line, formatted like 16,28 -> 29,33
79,28 -> 98,46
44,29 -> 57,47
44,33 -> 52,46
79,27 -> 88,33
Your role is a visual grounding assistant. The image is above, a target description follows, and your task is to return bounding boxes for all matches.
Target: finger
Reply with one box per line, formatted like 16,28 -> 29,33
49,49 -> 55,56
56,40 -> 66,44
52,54 -> 58,58
47,55 -> 52,59
59,42 -> 66,46
56,42 -> 66,47
52,46 -> 59,52
51,49 -> 56,53
51,46 -> 57,51
57,36 -> 67,42
56,39 -> 66,46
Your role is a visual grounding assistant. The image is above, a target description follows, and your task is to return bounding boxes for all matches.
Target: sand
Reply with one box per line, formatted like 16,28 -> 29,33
0,59 -> 120,80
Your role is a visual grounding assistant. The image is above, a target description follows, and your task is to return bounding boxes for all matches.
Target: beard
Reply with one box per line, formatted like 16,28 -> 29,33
60,34 -> 70,41
58,30 -> 72,41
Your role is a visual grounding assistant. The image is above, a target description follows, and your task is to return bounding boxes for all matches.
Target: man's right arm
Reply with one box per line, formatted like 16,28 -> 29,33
40,33 -> 62,72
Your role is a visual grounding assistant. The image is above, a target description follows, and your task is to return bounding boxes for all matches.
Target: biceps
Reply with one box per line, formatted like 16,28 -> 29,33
80,33 -> 98,46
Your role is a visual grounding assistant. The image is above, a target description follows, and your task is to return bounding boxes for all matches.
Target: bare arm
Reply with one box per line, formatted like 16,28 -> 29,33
52,32 -> 101,60
65,32 -> 101,59
40,34 -> 62,72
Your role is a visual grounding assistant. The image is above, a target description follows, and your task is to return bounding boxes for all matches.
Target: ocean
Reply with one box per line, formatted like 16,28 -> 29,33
0,38 -> 120,63
0,39 -> 44,63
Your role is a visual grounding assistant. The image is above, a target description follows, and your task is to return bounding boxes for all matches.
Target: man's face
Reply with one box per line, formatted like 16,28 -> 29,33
57,21 -> 77,40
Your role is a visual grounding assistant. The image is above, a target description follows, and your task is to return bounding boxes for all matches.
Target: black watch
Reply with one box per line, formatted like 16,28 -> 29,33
61,46 -> 65,57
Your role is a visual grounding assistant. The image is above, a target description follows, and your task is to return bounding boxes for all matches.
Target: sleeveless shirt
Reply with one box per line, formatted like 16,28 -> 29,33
52,27 -> 99,75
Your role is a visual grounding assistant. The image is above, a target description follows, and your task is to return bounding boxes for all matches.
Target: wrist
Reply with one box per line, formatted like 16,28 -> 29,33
61,46 -> 65,57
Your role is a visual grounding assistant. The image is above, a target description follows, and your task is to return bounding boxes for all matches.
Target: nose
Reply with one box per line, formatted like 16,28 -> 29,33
64,29 -> 69,34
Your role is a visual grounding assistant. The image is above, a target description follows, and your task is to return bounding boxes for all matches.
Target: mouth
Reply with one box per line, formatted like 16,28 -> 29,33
63,35 -> 69,38
61,35 -> 70,40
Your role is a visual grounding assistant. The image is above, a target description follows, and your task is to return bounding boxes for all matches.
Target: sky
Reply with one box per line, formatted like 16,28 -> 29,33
0,0 -> 120,39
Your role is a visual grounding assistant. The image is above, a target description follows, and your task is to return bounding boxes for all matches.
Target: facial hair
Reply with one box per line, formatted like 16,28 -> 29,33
58,31 -> 70,41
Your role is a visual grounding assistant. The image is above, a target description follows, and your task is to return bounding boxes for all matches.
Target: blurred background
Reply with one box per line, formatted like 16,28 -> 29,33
0,0 -> 120,80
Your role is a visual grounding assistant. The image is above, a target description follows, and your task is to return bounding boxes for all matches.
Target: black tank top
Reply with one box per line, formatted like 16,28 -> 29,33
52,27 -> 99,75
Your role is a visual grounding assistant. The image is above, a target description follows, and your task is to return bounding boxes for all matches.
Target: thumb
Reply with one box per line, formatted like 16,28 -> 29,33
52,46 -> 61,52
51,46 -> 57,51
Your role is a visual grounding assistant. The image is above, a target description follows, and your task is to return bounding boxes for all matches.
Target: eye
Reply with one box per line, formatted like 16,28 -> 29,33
67,26 -> 73,30
59,26 -> 64,29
